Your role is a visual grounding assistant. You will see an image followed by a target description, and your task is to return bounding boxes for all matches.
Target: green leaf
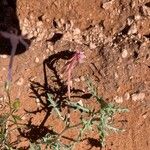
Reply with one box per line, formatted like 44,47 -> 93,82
12,99 -> 20,110
29,143 -> 41,150
12,115 -> 22,121
0,114 -> 8,124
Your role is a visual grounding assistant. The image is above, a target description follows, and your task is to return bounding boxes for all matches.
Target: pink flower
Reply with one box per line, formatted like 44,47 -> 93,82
62,50 -> 85,99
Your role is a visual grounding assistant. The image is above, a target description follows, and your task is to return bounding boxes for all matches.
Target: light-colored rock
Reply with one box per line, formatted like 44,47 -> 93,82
131,93 -> 145,101
102,0 -> 114,10
122,49 -> 128,58
128,24 -> 138,35
114,96 -> 123,103
74,78 -> 80,82
142,5 -> 150,16
0,55 -> 8,59
124,92 -> 130,100
47,44 -> 54,51
36,21 -> 43,27
90,42 -> 97,49
80,76 -> 85,81
73,28 -> 81,35
35,57 -> 40,63
16,78 -> 24,86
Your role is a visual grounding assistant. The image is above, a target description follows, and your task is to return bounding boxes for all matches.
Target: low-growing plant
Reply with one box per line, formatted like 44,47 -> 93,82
29,79 -> 128,149
0,83 -> 22,150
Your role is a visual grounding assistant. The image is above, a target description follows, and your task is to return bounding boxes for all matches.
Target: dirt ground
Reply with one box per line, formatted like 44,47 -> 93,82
0,0 -> 150,150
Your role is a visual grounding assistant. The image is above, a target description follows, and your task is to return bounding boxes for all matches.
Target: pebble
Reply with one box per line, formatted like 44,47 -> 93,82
131,93 -> 145,101
47,44 -> 54,51
35,57 -> 40,63
46,49 -> 50,53
80,76 -> 85,81
124,92 -> 130,100
122,49 -> 128,58
90,42 -> 97,49
114,72 -> 119,78
0,55 -> 8,59
128,24 -> 138,35
142,5 -> 150,16
134,15 -> 141,21
36,21 -> 43,27
35,98 -> 40,107
77,100 -> 83,107
114,96 -> 123,103
16,78 -> 24,86
73,28 -> 81,35
74,78 -> 80,82
102,0 -> 114,10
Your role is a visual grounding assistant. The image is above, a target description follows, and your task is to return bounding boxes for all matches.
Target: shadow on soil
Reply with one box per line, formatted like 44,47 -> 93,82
18,50 -> 94,148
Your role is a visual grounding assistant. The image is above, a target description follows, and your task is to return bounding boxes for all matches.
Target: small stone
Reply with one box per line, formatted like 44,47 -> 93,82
0,55 -> 8,58
21,116 -> 26,120
74,78 -> 80,82
46,49 -> 50,53
127,17 -> 134,26
124,92 -> 130,100
128,24 -> 138,35
114,72 -> 119,78
33,31 -> 38,37
47,44 -> 54,51
35,98 -> 40,107
122,49 -> 128,58
134,15 -> 141,21
102,0 -> 114,9
142,114 -> 147,119
63,32 -> 72,41
36,21 -> 43,27
80,76 -> 85,81
60,18 -> 65,25
114,96 -> 123,103
89,42 -> 97,49
142,5 -> 150,16
35,57 -> 40,63
27,33 -> 34,39
2,67 -> 6,71
73,28 -> 81,35
16,78 -> 24,86
131,93 -> 145,101
77,100 -> 83,106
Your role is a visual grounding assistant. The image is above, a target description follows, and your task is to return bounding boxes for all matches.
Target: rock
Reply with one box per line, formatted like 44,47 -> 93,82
36,21 -> 43,27
74,78 -> 80,82
63,32 -> 72,41
102,0 -> 114,10
80,76 -> 85,81
47,44 -> 54,51
90,42 -> 97,49
131,93 -> 145,101
73,28 -> 81,35
35,57 -> 40,63
128,23 -> 138,35
46,49 -> 50,53
114,96 -> 123,103
124,92 -> 130,100
142,5 -> 150,16
77,100 -> 83,106
35,98 -> 40,107
16,78 -> 24,86
0,55 -> 8,58
122,49 -> 128,58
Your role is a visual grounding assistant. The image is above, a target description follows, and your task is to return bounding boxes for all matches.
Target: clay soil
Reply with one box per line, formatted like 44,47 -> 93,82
0,0 -> 150,150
